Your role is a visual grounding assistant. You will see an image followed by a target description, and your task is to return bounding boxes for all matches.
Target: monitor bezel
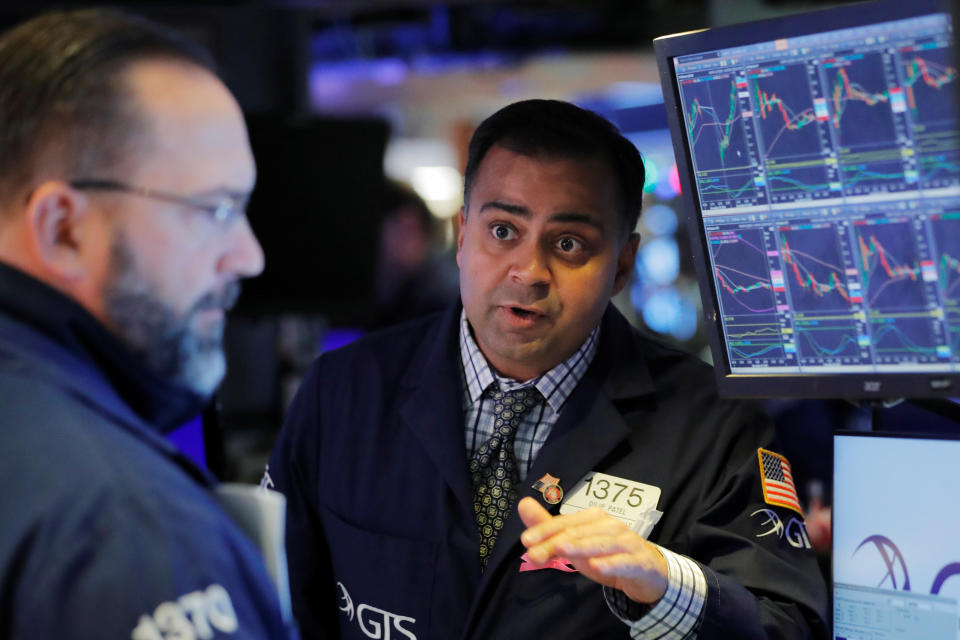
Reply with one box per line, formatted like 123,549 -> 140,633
830,427 -> 960,637
654,0 -> 959,399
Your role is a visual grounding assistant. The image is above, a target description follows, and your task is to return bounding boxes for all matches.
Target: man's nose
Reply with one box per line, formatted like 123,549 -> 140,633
510,240 -> 551,288
219,215 -> 265,279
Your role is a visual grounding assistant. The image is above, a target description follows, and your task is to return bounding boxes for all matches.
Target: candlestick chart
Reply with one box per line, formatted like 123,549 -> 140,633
855,221 -> 927,309
750,64 -> 833,202
779,224 -> 863,361
855,220 -> 940,361
681,75 -> 762,207
824,53 -> 906,195
779,225 -> 852,311
901,44 -> 960,189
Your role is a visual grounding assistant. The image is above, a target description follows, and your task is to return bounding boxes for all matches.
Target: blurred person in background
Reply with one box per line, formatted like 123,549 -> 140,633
372,179 -> 459,329
0,9 -> 295,639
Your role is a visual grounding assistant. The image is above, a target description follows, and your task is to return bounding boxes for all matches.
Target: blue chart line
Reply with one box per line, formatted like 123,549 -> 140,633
796,325 -> 861,358
730,343 -> 783,359
725,323 -> 787,360
870,318 -> 939,359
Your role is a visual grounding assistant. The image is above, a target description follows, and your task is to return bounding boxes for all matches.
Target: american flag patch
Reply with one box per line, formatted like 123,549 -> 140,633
757,448 -> 802,514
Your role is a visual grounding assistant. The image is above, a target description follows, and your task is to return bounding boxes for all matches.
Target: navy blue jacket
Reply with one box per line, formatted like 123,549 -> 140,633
270,304 -> 828,639
0,263 -> 296,640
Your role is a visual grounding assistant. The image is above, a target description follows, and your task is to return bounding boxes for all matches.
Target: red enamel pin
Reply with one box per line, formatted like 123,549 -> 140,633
532,473 -> 564,505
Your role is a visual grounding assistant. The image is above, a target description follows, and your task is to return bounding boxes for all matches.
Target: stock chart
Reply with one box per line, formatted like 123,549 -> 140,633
708,228 -> 792,365
823,52 -> 911,196
681,73 -> 765,208
854,217 -> 943,363
750,64 -> 838,203
672,10 -> 960,374
778,223 -> 867,364
930,213 -> 960,358
901,42 -> 960,189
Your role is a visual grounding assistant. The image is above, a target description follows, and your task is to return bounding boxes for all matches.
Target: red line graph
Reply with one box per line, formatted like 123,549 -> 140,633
780,237 -> 851,302
904,56 -> 957,113
858,233 -> 923,305
830,66 -> 890,129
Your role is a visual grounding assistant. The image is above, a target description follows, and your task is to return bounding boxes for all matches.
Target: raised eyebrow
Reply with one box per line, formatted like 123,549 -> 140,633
548,212 -> 605,232
478,201 -> 531,218
477,202 -> 604,232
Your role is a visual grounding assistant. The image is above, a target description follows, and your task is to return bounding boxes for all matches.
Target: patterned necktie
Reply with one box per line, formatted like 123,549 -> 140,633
470,384 -> 541,569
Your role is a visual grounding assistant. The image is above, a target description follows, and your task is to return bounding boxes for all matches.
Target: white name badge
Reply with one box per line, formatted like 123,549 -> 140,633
559,472 -> 662,534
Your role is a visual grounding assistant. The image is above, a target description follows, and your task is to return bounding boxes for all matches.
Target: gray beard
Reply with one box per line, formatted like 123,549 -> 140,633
102,234 -> 238,396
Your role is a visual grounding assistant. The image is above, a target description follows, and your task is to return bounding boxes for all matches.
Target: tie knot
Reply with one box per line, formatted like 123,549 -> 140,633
490,385 -> 541,420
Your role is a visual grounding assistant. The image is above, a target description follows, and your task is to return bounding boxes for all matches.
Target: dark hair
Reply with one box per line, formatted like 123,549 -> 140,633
463,99 -> 645,235
0,8 -> 216,204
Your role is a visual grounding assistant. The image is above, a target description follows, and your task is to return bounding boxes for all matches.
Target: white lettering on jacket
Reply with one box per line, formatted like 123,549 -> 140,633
131,584 -> 238,640
337,581 -> 417,640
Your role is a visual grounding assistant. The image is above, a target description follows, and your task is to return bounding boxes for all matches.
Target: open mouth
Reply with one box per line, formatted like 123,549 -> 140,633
510,306 -> 536,318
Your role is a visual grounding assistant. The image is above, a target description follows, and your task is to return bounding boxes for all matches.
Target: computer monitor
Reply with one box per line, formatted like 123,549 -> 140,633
655,0 -> 960,398
833,432 -> 960,639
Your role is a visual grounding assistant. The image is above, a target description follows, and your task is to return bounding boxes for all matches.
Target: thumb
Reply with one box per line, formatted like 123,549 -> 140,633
518,496 -> 553,529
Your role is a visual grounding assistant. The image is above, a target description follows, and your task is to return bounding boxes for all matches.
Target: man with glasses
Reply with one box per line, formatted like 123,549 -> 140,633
0,9 -> 295,639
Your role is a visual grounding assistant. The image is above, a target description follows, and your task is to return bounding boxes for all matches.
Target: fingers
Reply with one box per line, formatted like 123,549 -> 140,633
520,506 -> 631,565
517,503 -> 669,603
517,496 -> 552,529
520,504 -> 613,549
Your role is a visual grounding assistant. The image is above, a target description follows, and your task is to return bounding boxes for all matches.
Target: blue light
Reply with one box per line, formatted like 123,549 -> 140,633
642,204 -> 678,237
638,237 -> 680,286
640,289 -> 698,341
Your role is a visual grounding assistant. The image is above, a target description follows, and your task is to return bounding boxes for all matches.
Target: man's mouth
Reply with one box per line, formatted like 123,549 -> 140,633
500,305 -> 548,327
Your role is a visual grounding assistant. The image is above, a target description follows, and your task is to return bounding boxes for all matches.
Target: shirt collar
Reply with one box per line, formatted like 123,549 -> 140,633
459,309 -> 599,413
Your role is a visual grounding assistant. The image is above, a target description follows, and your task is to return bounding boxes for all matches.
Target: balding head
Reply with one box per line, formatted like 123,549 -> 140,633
0,8 -> 216,212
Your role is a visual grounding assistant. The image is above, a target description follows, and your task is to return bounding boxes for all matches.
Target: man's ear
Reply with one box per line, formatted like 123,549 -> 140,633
456,206 -> 466,268
612,232 -> 640,297
24,180 -> 94,283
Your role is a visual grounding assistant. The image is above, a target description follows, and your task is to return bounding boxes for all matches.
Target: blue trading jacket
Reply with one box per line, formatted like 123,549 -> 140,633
270,303 -> 828,640
0,262 -> 296,640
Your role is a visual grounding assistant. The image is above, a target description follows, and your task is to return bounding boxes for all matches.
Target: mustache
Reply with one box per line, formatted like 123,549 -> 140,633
191,281 -> 241,314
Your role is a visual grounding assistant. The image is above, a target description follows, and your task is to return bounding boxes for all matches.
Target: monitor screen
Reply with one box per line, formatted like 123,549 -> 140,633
655,0 -> 960,398
832,432 -> 960,639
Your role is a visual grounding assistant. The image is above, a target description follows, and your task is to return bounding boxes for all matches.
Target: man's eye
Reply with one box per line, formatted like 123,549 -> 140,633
491,224 -> 516,241
557,237 -> 583,253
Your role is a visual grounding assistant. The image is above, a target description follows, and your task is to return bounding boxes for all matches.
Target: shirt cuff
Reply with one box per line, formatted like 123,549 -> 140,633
603,545 -> 707,640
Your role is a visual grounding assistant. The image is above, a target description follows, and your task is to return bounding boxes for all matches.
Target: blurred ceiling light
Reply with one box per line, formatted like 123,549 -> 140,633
642,204 -> 678,237
637,236 -> 680,286
411,165 -> 463,219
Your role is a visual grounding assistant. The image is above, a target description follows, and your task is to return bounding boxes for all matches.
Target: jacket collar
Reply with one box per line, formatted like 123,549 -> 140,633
0,261 -> 209,435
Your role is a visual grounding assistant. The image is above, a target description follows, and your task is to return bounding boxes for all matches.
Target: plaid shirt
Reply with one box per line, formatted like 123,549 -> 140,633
459,310 -> 598,479
459,309 -> 707,639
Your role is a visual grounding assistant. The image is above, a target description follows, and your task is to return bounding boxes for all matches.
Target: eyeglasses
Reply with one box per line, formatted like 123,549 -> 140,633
69,179 -> 247,224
